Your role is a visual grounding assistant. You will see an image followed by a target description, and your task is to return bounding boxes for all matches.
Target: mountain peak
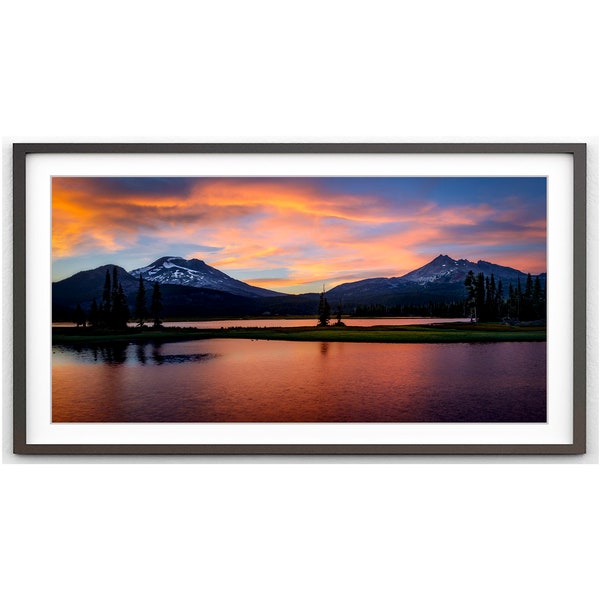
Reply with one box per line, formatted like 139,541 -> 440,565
400,254 -> 539,286
129,256 -> 283,298
431,254 -> 455,263
158,255 -> 184,262
402,254 -> 463,284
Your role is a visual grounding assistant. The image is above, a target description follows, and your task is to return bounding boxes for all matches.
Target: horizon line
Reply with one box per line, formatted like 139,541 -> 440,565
52,252 -> 547,292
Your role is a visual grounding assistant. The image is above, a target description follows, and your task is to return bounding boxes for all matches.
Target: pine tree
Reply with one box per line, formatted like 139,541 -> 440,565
120,284 -> 130,325
507,282 -> 515,319
523,273 -> 534,320
134,275 -> 148,327
74,303 -> 86,328
150,282 -> 163,328
89,298 -> 99,328
533,276 -> 545,320
317,288 -> 331,327
464,270 -> 477,322
495,280 -> 504,319
465,271 -> 506,322
110,283 -> 130,329
489,274 -> 497,321
476,273 -> 485,321
110,266 -> 120,327
333,299 -> 345,326
101,269 -> 112,326
482,276 -> 491,321
525,273 -> 533,300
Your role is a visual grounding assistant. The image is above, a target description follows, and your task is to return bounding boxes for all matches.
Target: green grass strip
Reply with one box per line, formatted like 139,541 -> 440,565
53,323 -> 546,345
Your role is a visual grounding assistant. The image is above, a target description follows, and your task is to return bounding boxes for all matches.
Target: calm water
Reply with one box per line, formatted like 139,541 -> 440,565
52,339 -> 546,423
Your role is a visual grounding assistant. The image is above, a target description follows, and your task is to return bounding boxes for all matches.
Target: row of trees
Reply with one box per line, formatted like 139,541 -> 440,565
352,300 -> 465,318
314,271 -> 546,323
134,274 -> 163,328
74,269 -> 163,329
464,270 -> 545,322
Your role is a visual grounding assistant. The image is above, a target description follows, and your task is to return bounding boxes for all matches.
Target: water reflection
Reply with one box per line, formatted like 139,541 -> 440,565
71,342 -> 130,364
54,341 -> 217,367
136,344 -> 147,365
151,342 -> 164,365
52,339 -> 547,423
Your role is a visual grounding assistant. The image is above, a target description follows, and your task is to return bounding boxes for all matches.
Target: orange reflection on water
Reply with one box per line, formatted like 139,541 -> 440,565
52,340 -> 546,423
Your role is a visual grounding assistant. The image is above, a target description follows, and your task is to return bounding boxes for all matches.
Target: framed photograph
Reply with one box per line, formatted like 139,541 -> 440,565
13,143 -> 586,455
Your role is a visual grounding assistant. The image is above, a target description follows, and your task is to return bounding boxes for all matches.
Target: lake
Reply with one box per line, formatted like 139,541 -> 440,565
52,339 -> 546,423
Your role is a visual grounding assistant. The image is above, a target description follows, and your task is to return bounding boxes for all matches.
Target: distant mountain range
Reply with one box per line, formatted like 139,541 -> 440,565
325,254 -> 545,307
402,254 -> 531,285
52,254 -> 545,321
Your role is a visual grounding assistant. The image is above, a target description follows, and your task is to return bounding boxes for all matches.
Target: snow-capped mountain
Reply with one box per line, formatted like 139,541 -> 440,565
51,262 -> 272,321
326,254 -> 545,306
400,254 -> 530,285
400,254 -> 474,284
130,256 -> 284,298
53,253 -> 546,321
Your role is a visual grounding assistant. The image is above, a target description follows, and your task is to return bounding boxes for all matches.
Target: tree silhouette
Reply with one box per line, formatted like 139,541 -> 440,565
476,273 -> 485,322
112,283 -> 130,329
495,279 -> 504,319
134,275 -> 148,327
101,269 -> 112,326
533,275 -> 545,319
107,268 -> 130,329
464,270 -> 477,322
317,288 -> 331,327
88,298 -> 99,328
334,299 -> 346,326
74,303 -> 86,328
150,282 -> 163,328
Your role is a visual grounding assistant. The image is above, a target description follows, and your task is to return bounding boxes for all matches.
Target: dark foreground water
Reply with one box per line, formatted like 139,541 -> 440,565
52,339 -> 546,423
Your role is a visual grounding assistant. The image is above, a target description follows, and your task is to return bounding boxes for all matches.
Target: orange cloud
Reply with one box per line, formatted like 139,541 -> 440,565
52,177 -> 546,291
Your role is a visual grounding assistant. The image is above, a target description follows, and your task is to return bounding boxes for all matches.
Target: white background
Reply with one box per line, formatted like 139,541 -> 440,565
1,2 -> 598,600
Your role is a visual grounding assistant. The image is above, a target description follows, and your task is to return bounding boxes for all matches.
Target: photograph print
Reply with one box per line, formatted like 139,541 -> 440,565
51,176 -> 547,423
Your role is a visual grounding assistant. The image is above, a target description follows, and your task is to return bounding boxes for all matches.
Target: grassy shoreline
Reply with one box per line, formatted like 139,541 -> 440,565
52,323 -> 546,345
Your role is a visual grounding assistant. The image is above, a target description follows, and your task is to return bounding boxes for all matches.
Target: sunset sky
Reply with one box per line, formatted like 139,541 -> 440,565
52,177 -> 546,294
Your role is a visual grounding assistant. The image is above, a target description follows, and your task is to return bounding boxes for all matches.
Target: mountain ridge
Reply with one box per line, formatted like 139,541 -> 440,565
325,254 -> 545,306
129,256 -> 285,298
52,263 -> 265,321
52,253 -> 545,320
399,253 -> 537,285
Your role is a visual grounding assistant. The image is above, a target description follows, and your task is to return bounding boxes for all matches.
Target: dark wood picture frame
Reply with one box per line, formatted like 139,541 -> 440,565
12,143 -> 587,455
